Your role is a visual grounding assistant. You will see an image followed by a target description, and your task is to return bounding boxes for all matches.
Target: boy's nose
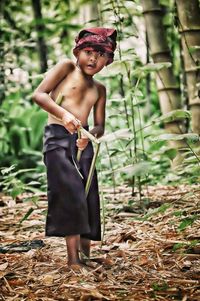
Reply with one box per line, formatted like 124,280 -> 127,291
89,53 -> 98,61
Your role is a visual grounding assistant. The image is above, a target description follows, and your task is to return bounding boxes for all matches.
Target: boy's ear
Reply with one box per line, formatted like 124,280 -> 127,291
76,49 -> 80,57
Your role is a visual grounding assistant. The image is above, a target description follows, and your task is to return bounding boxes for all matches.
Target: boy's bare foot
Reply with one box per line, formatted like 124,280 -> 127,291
66,235 -> 81,266
68,262 -> 88,271
80,238 -> 90,258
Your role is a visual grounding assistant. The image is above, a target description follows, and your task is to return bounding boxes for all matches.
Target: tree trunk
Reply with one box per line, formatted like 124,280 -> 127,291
176,0 -> 200,136
76,1 -> 99,24
145,31 -> 152,117
31,0 -> 48,73
141,0 -> 186,156
0,0 -> 6,105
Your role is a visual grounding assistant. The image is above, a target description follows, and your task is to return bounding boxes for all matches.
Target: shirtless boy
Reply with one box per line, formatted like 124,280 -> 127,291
33,27 -> 117,268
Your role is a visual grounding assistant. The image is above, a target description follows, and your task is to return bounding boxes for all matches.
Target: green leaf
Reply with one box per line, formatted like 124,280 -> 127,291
134,62 -> 172,76
178,216 -> 198,231
173,243 -> 186,251
152,281 -> 168,291
163,148 -> 177,160
116,161 -> 152,176
1,165 -> 16,175
101,60 -> 132,76
157,110 -> 191,123
10,185 -> 24,199
141,203 -> 171,221
151,133 -> 199,143
19,207 -> 34,224
100,129 -> 131,142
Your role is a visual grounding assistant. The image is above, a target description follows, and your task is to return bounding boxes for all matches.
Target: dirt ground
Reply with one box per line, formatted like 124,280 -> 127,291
0,184 -> 200,301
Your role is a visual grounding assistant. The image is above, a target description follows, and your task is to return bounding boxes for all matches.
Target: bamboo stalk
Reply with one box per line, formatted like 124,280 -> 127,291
76,128 -> 82,162
79,127 -> 100,145
85,143 -> 100,197
54,93 -> 101,196
55,92 -> 63,105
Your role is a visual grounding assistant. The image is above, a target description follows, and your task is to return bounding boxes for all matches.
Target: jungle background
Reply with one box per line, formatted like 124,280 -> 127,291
0,0 -> 199,300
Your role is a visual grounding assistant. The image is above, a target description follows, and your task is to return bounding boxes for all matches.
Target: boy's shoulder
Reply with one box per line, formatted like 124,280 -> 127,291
93,79 -> 106,95
57,58 -> 76,71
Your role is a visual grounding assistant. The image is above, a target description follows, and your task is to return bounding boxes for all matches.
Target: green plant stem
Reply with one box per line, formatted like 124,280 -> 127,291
85,143 -> 100,197
105,142 -> 116,197
77,128 -> 82,162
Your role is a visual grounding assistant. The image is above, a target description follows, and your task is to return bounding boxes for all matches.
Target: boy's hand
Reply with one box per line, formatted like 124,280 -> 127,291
62,111 -> 81,134
76,134 -> 89,151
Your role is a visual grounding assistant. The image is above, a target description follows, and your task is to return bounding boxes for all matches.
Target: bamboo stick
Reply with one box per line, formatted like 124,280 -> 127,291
54,93 -> 101,196
55,92 -> 64,105
76,128 -> 82,162
85,143 -> 100,197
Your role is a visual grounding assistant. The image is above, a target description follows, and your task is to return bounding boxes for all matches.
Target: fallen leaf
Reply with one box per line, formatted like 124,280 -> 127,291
0,262 -> 8,271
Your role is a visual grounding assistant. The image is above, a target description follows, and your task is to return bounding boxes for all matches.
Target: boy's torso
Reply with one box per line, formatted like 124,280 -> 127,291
48,64 -> 100,126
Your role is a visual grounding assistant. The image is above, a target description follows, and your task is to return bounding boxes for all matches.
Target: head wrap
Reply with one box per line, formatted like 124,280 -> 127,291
73,27 -> 117,65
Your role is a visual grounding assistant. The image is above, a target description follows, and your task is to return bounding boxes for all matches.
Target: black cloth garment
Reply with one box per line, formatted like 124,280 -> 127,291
43,124 -> 101,241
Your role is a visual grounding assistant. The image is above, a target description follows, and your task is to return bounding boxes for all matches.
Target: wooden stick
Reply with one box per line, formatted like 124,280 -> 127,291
79,127 -> 100,145
85,143 -> 100,197
76,128 -> 82,162
55,92 -> 64,105
54,93 -> 101,195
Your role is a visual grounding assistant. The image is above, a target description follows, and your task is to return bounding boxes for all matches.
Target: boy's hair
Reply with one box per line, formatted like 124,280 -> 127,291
73,27 -> 117,65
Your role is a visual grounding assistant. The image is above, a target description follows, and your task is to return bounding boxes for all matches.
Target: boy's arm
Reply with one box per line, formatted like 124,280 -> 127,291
32,59 -> 78,126
90,83 -> 106,138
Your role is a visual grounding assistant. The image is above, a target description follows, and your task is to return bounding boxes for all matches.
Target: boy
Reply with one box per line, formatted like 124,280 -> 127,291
33,27 -> 117,268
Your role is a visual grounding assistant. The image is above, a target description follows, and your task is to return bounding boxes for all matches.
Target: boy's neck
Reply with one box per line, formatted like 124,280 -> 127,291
76,65 -> 94,81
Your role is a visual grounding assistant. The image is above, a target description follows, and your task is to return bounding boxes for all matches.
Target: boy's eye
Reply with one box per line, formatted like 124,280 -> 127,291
85,50 -> 92,55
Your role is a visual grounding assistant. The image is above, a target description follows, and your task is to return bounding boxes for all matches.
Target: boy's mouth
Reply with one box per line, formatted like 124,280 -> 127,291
87,64 -> 96,69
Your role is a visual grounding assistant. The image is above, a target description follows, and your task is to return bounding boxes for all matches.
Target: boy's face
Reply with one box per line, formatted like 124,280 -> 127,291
77,48 -> 109,76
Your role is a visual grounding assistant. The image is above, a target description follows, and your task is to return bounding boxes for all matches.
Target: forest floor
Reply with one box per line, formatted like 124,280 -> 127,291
0,184 -> 200,301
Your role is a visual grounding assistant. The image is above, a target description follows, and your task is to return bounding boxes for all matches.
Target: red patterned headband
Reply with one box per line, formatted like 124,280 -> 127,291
73,27 -> 117,65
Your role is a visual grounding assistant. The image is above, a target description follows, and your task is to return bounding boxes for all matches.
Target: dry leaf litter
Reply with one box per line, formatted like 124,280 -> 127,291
0,184 -> 199,300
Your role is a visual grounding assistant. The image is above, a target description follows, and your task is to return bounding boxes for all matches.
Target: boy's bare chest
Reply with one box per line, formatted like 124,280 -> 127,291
57,72 -> 99,107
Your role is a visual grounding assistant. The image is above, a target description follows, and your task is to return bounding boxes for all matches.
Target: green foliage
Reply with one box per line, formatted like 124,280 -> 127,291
133,62 -> 172,76
173,240 -> 199,252
1,0 -> 200,202
156,110 -> 191,123
151,133 -> 200,143
138,203 -> 171,221
178,216 -> 198,231
152,281 -> 168,291
116,161 -> 152,177
19,207 -> 34,224
0,164 -> 45,200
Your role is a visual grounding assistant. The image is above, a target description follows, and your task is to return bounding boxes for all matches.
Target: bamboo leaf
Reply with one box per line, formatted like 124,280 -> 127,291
19,207 -> 35,224
163,148 -> 178,160
99,129 -> 131,142
133,62 -> 172,76
151,133 -> 200,143
116,161 -> 152,176
157,110 -> 191,123
101,60 -> 132,76
178,216 -> 198,231
1,165 -> 16,175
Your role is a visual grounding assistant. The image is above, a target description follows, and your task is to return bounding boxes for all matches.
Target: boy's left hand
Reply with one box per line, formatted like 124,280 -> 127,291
76,135 -> 89,151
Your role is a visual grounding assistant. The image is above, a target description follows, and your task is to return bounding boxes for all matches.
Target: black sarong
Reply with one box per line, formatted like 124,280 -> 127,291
43,124 -> 101,241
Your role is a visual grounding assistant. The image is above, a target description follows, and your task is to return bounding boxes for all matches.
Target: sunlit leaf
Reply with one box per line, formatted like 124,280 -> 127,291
100,129 -> 131,142
1,165 -> 16,175
151,133 -> 200,143
157,110 -> 191,123
133,62 -> 172,76
178,216 -> 198,231
19,207 -> 35,224
116,161 -> 152,176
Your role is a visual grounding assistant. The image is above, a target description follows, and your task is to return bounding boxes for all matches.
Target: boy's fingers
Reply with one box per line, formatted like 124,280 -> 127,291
76,138 -> 88,150
74,118 -> 82,127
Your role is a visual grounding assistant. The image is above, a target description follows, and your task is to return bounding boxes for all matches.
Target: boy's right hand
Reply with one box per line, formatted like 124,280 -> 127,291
61,111 -> 81,134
